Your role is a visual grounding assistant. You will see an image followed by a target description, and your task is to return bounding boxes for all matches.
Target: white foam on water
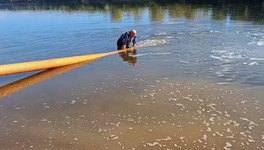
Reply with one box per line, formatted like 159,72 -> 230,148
222,53 -> 243,59
223,142 -> 232,150
210,30 -> 219,33
248,62 -> 259,66
146,141 -> 162,147
257,41 -> 264,46
210,55 -> 222,60
165,36 -> 175,39
249,57 -> 264,61
137,39 -> 168,48
211,50 -> 227,53
154,32 -> 167,36
248,41 -> 256,45
179,60 -> 190,64
247,32 -> 264,46
210,52 -> 244,63
128,53 -> 171,57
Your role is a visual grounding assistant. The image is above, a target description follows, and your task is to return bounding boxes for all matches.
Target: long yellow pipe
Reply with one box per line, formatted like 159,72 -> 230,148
0,60 -> 95,99
0,48 -> 133,76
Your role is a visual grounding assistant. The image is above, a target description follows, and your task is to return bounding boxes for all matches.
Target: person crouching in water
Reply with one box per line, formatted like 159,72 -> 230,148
117,30 -> 137,50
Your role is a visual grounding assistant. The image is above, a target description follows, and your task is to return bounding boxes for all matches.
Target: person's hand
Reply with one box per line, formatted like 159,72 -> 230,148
122,45 -> 126,50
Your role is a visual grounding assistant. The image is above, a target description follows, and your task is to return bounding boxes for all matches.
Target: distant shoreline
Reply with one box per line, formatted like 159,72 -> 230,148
1,0 -> 263,25
0,0 -> 263,5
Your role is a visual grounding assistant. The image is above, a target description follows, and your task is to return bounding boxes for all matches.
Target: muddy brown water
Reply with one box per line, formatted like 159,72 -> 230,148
1,74 -> 264,149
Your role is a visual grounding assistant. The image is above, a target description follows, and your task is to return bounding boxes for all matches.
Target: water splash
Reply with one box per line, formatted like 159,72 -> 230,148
137,39 -> 168,48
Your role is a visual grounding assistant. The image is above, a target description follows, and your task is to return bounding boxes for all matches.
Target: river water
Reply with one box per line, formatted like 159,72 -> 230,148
0,1 -> 264,149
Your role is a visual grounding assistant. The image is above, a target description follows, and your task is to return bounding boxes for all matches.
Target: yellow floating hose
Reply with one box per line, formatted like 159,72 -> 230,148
0,60 -> 95,98
0,47 -> 134,76
0,47 -> 135,98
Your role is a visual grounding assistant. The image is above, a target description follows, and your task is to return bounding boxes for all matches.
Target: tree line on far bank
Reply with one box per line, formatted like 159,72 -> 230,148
1,0 -> 263,5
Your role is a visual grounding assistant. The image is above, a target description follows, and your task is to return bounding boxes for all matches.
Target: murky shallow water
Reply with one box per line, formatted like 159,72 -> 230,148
0,1 -> 264,149
1,75 -> 264,149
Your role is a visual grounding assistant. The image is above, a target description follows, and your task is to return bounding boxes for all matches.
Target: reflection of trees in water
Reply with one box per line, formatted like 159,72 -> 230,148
109,5 -> 144,21
168,4 -> 186,18
184,5 -> 195,19
110,6 -> 122,21
1,0 -> 263,24
149,3 -> 164,21
211,4 -> 264,24
168,4 -> 195,19
168,4 -> 210,19
133,7 -> 144,20
212,8 -> 228,20
229,6 -> 263,24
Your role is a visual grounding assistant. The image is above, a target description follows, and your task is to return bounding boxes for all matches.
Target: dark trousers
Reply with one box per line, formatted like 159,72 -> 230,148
117,45 -> 122,50
117,43 -> 130,50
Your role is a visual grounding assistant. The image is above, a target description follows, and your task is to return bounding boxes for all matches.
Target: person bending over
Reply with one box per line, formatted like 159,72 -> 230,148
117,30 -> 137,50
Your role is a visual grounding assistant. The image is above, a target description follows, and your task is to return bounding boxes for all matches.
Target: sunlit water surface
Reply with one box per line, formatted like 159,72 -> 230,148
0,2 -> 264,150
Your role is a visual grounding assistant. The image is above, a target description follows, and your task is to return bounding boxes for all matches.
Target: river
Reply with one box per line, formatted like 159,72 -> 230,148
0,1 -> 264,149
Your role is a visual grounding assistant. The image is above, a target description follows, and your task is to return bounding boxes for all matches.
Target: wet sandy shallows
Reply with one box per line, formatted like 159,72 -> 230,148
0,76 -> 264,150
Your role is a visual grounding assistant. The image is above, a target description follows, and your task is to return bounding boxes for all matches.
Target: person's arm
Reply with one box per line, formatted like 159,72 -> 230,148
132,36 -> 137,49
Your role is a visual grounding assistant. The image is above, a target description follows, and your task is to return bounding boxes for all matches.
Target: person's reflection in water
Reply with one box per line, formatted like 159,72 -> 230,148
118,49 -> 137,66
